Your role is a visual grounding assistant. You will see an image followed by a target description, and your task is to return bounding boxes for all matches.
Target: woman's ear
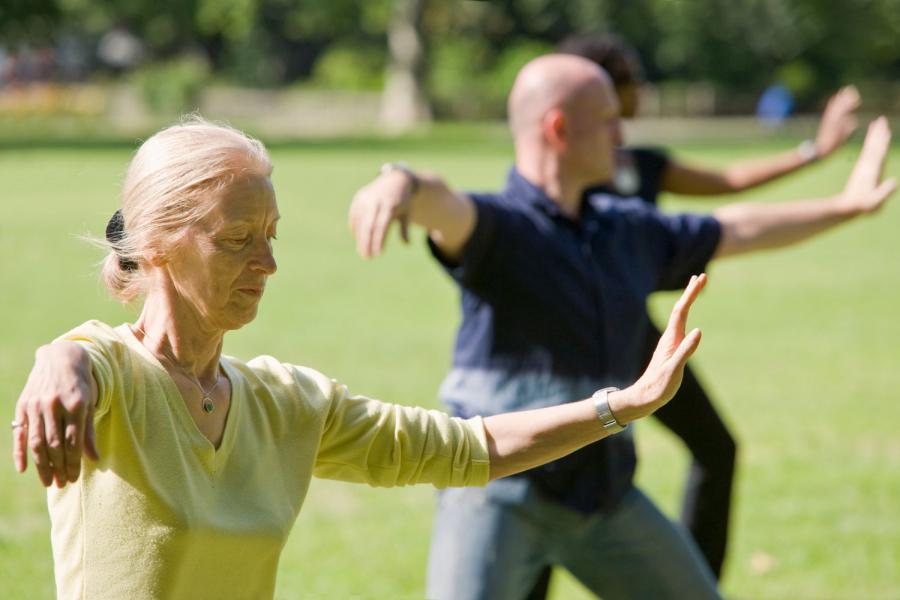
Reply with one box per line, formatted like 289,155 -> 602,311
143,243 -> 169,267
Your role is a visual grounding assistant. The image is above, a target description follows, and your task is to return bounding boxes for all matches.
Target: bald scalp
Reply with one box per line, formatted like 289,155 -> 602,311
508,54 -> 614,138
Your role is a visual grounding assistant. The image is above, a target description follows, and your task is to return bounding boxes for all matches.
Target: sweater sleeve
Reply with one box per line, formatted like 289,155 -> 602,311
56,320 -> 127,421
312,380 -> 491,488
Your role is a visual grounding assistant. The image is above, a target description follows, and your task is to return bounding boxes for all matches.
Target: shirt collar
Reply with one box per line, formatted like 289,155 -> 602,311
505,167 -> 609,224
504,167 -> 563,218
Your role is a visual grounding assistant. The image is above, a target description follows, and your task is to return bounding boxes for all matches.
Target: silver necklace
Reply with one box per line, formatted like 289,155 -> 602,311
132,325 -> 220,414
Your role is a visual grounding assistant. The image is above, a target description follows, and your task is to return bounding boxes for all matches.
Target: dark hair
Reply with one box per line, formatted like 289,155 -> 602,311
558,33 -> 644,86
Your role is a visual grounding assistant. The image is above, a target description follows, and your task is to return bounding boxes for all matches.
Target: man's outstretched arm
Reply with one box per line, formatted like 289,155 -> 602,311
713,117 -> 896,259
349,167 -> 476,262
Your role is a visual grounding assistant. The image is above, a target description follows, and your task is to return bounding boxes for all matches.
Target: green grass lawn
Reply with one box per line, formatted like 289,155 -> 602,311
1,128 -> 898,599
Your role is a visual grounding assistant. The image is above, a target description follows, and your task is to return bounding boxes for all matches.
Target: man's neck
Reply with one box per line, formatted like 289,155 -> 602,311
514,148 -> 607,221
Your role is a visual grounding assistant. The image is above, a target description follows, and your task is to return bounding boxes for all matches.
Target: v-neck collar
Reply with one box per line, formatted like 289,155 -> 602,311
117,323 -> 241,472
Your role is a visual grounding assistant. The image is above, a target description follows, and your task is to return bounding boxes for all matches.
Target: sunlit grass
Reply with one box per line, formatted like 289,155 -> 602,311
1,131 -> 898,599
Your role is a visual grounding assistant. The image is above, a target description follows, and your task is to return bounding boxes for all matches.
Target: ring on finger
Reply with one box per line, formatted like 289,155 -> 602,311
11,420 -> 26,430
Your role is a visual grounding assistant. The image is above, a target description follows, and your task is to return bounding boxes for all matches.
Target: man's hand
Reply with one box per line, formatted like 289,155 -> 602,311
815,86 -> 861,157
610,274 -> 706,424
13,342 -> 99,487
838,116 -> 897,215
348,170 -> 416,258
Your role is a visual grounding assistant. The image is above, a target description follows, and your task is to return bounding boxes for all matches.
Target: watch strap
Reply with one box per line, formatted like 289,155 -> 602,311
592,386 -> 626,434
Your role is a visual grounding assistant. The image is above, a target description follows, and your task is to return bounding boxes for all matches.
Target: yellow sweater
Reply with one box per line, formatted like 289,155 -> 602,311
48,321 -> 490,600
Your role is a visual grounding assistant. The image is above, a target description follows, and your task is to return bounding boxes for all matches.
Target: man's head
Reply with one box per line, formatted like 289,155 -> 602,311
558,33 -> 644,119
508,54 -> 621,187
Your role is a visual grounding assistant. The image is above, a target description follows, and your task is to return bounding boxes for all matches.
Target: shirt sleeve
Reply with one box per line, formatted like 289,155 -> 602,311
643,209 -> 722,291
56,320 -> 124,421
313,381 -> 491,488
427,193 -> 507,289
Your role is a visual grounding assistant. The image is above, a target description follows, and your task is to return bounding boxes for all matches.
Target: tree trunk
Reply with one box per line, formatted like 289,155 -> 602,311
379,0 -> 432,132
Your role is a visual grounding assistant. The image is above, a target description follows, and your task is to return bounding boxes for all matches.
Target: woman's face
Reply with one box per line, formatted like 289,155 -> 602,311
164,174 -> 279,331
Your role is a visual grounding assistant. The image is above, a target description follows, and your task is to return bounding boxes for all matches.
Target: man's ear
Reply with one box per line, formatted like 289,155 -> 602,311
542,108 -> 567,152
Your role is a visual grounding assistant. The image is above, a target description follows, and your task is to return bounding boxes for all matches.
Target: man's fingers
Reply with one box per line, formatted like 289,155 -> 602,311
399,216 -> 410,244
356,204 -> 377,258
871,178 -> 898,210
840,85 -> 861,109
863,117 -> 891,156
370,203 -> 395,256
12,404 -> 28,473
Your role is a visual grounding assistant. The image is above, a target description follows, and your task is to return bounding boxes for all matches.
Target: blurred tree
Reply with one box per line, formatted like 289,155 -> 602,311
5,0 -> 900,115
380,0 -> 432,131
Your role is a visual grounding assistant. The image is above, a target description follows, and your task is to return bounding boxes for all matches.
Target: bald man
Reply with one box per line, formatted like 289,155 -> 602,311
349,55 -> 895,599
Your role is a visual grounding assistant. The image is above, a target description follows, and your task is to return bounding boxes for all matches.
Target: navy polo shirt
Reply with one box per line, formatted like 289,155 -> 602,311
429,168 -> 721,514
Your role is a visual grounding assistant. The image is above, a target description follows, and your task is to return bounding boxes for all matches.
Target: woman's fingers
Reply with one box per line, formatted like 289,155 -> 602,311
83,415 -> 99,462
665,273 -> 707,336
670,328 -> 702,370
12,403 -> 28,473
27,409 -> 53,487
43,406 -> 68,487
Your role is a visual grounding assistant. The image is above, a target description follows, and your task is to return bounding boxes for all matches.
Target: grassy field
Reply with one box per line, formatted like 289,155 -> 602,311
1,127 -> 898,599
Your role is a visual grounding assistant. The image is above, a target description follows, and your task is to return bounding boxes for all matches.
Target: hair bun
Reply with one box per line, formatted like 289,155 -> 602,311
105,209 -> 138,271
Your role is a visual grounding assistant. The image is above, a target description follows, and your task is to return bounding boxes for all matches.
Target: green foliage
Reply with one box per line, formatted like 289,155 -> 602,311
311,44 -> 386,91
8,0 -> 900,114
776,60 -> 817,103
196,0 -> 257,40
428,37 -> 553,119
130,54 -> 210,114
486,39 -> 553,102
427,36 -> 491,118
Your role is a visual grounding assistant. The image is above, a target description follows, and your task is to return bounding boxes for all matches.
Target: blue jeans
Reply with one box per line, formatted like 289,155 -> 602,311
426,478 -> 720,600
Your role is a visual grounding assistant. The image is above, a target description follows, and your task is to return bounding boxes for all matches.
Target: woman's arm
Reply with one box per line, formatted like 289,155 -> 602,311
484,274 -> 706,480
660,86 -> 860,197
13,341 -> 99,487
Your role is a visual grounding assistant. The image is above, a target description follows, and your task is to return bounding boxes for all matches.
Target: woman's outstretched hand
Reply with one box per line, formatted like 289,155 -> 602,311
610,273 -> 706,424
13,342 -> 99,487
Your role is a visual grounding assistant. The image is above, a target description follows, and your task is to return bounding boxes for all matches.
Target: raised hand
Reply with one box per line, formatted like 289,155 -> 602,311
610,274 -> 706,423
13,342 -> 99,487
348,169 -> 416,258
839,116 -> 897,214
815,86 -> 861,157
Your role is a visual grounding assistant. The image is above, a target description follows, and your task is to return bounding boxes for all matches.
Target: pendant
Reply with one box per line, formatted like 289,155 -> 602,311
202,395 -> 215,414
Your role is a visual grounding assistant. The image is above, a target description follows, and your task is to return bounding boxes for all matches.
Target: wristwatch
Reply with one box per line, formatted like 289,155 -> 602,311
380,161 -> 419,196
592,387 -> 627,433
797,139 -> 819,163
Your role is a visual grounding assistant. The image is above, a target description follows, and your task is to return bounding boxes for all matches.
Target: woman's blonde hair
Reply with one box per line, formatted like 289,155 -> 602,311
102,116 -> 273,302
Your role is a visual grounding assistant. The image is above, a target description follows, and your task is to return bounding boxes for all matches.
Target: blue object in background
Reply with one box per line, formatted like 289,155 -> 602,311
756,84 -> 794,127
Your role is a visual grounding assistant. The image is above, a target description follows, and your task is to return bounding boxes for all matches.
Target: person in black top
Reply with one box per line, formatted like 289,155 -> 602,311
508,34 -> 862,596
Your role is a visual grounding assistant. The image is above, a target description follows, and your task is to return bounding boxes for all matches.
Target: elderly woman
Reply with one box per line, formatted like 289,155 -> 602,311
12,118 -> 705,600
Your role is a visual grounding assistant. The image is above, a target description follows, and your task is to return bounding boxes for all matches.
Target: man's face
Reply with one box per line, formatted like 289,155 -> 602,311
565,77 -> 621,184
